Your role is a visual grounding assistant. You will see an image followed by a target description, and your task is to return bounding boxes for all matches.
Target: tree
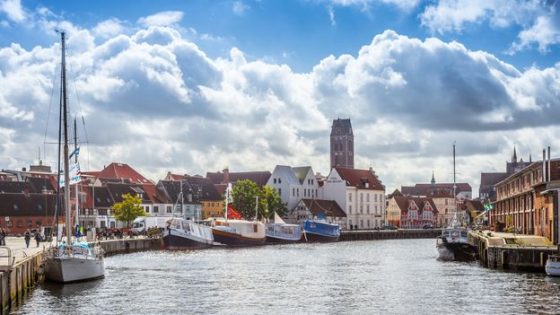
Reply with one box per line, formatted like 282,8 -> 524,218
261,185 -> 287,219
232,179 -> 261,219
112,193 -> 146,227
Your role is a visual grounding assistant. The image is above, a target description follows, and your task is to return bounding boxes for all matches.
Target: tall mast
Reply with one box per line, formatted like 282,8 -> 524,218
55,39 -> 63,243
74,117 -> 79,231
61,31 -> 71,245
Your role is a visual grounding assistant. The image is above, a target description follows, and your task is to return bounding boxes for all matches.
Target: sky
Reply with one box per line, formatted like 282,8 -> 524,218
0,0 -> 559,196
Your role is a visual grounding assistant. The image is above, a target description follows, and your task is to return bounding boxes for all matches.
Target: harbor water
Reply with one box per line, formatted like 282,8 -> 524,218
15,239 -> 560,314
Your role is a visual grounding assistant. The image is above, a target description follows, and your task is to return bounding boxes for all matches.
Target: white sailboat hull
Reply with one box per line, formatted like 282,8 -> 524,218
45,256 -> 105,283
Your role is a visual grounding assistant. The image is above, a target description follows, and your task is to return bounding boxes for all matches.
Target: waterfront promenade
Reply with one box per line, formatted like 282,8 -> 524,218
0,238 -> 45,267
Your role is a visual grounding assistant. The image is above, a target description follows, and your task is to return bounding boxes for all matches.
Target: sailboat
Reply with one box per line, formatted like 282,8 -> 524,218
162,180 -> 214,249
436,143 -> 477,262
265,212 -> 302,243
45,31 -> 105,283
211,184 -> 266,246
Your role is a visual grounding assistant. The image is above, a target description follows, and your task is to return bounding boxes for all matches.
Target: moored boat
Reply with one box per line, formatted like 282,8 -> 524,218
212,219 -> 266,246
45,31 -> 105,283
163,218 -> 214,249
436,227 -> 477,261
302,219 -> 340,242
545,254 -> 560,276
266,213 -> 302,243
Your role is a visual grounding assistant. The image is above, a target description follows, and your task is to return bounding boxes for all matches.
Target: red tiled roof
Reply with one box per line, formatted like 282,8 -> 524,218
96,162 -> 152,185
301,199 -> 347,218
206,171 -> 271,187
401,182 -> 471,197
392,195 -> 438,215
334,167 -> 385,190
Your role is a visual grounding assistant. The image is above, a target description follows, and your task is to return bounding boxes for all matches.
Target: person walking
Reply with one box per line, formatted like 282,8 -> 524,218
0,228 -> 5,246
24,230 -> 31,248
34,232 -> 41,247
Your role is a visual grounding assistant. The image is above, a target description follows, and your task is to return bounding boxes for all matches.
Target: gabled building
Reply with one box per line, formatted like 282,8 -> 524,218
322,167 -> 386,230
267,165 -> 318,211
290,199 -> 346,227
207,168 -> 271,196
386,195 -> 438,228
0,191 -> 57,234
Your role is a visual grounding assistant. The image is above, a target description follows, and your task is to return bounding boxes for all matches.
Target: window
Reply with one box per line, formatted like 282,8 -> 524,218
167,206 -> 172,213
348,193 -> 352,202
293,188 -> 295,197
279,178 -> 282,184
367,205 -> 370,214
349,205 -> 352,214
274,178 -> 277,184
360,193 -> 363,202
367,194 -> 370,202
374,194 -> 378,202
360,205 -> 363,213
278,188 -> 282,195
154,206 -> 159,213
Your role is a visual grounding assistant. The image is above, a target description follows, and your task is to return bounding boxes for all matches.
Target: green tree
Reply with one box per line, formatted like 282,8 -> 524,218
232,179 -> 261,219
112,193 -> 146,227
261,185 -> 287,219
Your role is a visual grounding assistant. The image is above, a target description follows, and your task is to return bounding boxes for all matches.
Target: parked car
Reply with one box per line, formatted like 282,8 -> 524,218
381,224 -> 398,230
423,223 -> 434,229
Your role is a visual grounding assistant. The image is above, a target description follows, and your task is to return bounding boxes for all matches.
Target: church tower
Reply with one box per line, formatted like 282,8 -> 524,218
330,118 -> 354,169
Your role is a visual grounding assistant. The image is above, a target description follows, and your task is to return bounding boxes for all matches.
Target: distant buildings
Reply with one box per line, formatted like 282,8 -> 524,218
490,154 -> 560,244
479,147 -> 531,202
267,165 -> 319,211
322,167 -> 385,229
330,118 -> 354,169
400,174 -> 472,226
386,192 -> 438,228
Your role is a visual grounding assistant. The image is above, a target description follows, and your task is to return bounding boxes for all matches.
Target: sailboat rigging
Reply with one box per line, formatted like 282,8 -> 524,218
45,31 -> 105,283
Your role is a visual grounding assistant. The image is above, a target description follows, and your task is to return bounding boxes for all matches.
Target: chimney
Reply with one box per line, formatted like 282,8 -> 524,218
543,149 -> 547,182
548,146 -> 551,182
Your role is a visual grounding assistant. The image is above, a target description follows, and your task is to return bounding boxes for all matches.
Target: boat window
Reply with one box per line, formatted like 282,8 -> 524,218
461,231 -> 467,238
253,224 -> 258,233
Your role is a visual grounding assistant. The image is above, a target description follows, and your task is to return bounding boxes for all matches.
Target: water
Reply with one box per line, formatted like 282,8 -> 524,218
15,239 -> 560,314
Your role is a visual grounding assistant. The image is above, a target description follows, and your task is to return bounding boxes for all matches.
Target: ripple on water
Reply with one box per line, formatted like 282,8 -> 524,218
14,239 -> 560,315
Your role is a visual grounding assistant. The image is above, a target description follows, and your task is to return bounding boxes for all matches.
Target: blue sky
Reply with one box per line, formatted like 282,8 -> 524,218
0,0 -> 559,194
3,0 -> 558,72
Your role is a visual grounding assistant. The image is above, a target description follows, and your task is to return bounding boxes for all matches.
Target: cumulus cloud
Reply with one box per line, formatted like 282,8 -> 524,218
0,0 -> 26,23
1,9 -> 559,194
420,0 -> 560,53
137,11 -> 184,27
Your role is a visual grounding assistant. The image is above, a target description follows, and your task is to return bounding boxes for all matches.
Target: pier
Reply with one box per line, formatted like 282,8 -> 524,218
0,237 -> 160,315
470,230 -> 558,272
340,228 -> 441,241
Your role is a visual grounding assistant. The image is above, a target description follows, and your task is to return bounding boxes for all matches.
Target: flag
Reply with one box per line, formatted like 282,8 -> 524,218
59,162 -> 81,187
484,202 -> 493,212
227,204 -> 242,219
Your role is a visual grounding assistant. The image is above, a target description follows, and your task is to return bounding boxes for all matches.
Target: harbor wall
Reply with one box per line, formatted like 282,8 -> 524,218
340,229 -> 441,241
0,237 -> 160,315
470,231 -> 557,272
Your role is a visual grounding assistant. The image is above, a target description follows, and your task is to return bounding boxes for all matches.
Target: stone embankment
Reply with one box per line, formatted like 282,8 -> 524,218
341,228 -> 441,241
469,230 -> 558,272
0,237 -> 160,315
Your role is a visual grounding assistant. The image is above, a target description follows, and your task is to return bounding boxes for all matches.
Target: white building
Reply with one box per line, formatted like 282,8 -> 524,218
267,165 -> 319,211
322,167 -> 386,230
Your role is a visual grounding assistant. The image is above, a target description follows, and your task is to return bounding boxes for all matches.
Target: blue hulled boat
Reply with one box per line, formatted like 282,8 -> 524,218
302,219 -> 340,242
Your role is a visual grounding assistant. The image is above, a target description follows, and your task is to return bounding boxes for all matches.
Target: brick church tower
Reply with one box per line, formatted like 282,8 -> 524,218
330,118 -> 354,169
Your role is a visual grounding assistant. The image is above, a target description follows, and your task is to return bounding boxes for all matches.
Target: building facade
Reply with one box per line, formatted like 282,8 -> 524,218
479,147 -> 531,202
267,165 -> 319,211
322,167 -> 385,230
330,118 -> 354,169
491,158 -> 560,244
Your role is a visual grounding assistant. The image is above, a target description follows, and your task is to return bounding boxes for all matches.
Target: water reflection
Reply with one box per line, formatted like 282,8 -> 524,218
15,239 -> 560,315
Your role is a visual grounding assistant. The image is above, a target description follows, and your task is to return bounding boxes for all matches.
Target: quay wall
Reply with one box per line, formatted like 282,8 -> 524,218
470,231 -> 558,272
0,237 -> 160,315
341,229 -> 441,241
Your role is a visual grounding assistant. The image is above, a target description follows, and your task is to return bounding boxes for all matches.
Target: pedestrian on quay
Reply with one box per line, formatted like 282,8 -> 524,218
34,232 -> 41,247
24,230 -> 31,248
0,228 -> 6,246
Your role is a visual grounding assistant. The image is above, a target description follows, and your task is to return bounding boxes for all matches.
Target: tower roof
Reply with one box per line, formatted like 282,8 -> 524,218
330,118 -> 353,135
